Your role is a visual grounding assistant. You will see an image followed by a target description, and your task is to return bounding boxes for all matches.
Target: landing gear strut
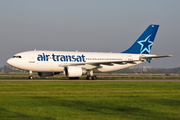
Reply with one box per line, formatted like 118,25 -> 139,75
28,71 -> 33,79
86,70 -> 97,80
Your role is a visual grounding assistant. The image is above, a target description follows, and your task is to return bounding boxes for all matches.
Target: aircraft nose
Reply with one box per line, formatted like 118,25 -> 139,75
7,58 -> 13,66
7,57 -> 24,69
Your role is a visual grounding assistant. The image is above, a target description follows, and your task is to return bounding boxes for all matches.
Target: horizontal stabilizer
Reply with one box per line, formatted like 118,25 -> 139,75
140,55 -> 173,60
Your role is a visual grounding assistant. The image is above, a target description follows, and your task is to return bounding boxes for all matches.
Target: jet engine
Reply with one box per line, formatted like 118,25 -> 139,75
64,66 -> 86,77
38,72 -> 59,77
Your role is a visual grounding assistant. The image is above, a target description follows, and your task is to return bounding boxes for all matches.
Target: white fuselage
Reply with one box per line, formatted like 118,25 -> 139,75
7,50 -> 146,73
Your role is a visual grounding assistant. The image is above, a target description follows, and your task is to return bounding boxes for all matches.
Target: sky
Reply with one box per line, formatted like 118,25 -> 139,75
0,0 -> 180,68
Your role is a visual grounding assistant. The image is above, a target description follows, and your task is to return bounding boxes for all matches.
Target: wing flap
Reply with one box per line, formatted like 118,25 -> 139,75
58,60 -> 140,67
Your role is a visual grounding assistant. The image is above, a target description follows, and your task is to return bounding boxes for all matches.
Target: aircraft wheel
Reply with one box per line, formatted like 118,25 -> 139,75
86,76 -> 92,80
28,76 -> 33,79
92,75 -> 97,80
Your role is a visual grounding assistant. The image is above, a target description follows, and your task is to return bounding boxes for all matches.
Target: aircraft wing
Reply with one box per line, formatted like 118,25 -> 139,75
59,55 -> 173,67
58,60 -> 140,67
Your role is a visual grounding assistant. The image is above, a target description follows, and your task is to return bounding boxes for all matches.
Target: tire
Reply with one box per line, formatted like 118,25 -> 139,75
92,76 -> 97,80
87,76 -> 92,80
28,76 -> 33,79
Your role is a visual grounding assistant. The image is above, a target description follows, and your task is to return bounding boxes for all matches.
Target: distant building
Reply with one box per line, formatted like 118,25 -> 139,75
143,66 -> 152,72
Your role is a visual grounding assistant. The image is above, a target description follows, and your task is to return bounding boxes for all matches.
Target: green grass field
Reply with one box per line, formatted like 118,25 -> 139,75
0,81 -> 180,120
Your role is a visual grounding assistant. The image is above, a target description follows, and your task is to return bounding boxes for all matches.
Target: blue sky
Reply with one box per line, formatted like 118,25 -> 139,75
0,0 -> 180,68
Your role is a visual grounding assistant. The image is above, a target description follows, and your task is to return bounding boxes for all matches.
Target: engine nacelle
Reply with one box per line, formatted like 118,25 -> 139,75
64,66 -> 86,77
38,72 -> 59,77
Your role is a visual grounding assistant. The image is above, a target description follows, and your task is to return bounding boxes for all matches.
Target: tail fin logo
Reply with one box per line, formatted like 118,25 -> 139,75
121,24 -> 159,54
137,34 -> 153,54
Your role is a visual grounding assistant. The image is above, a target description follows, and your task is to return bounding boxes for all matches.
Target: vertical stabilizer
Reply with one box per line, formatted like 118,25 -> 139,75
122,24 -> 159,54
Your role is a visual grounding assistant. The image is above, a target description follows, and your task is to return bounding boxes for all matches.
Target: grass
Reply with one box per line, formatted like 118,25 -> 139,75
0,74 -> 180,80
0,81 -> 180,120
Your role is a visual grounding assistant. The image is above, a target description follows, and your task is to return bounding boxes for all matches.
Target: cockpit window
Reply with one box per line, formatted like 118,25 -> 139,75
13,56 -> 22,58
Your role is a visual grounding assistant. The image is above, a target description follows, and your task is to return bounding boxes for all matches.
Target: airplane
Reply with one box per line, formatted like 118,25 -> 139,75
7,24 -> 172,80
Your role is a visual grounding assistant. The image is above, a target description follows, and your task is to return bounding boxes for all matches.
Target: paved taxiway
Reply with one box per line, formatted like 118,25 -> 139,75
0,79 -> 180,81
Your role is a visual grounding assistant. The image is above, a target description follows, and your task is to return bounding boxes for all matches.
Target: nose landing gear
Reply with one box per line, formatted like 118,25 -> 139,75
28,71 -> 33,79
28,76 -> 33,79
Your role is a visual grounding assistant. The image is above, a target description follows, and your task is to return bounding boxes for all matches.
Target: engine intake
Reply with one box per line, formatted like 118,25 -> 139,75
64,66 -> 86,77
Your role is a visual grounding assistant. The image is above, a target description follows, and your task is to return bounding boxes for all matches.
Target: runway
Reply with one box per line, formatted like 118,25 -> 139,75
0,79 -> 180,81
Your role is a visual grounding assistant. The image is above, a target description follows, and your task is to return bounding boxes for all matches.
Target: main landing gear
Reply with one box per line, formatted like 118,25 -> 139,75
86,70 -> 97,80
86,75 -> 97,80
28,71 -> 33,79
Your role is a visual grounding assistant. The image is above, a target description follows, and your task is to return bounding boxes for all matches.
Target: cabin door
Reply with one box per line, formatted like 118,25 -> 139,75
29,54 -> 35,63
